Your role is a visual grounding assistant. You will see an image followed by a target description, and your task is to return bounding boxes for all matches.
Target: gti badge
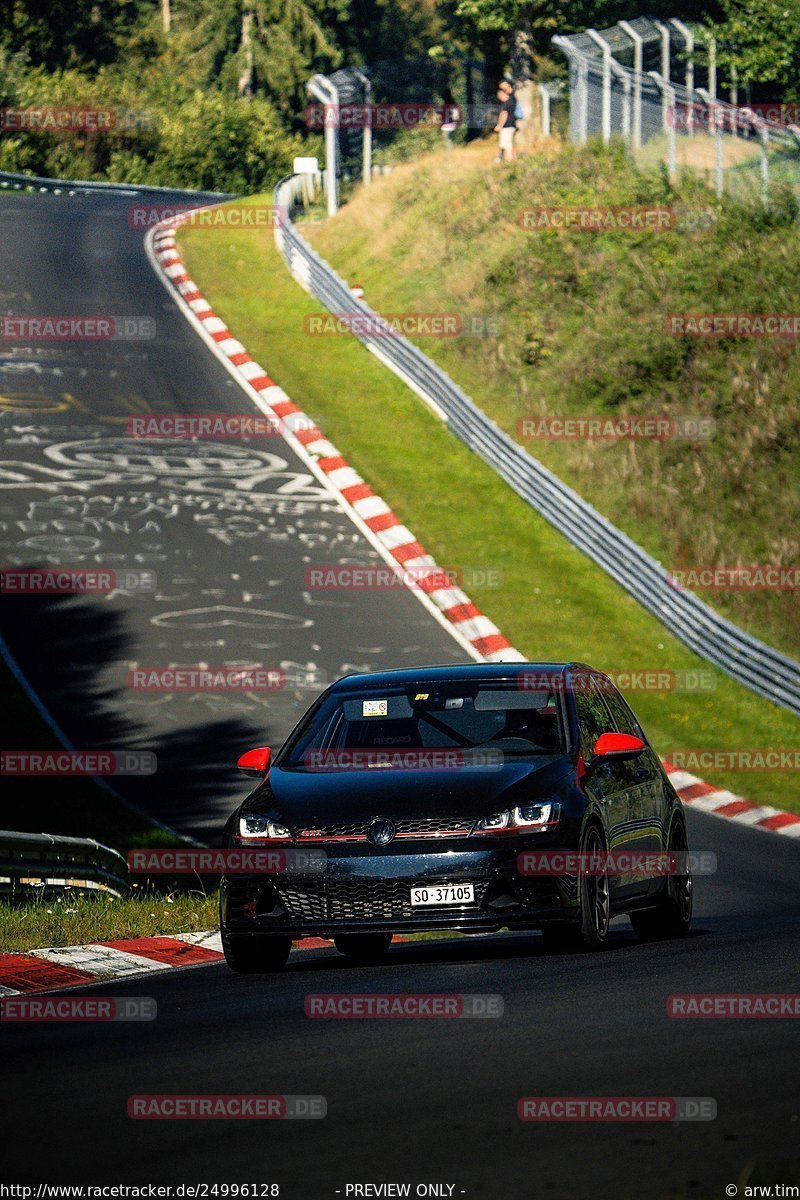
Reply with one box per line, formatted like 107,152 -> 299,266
367,818 -> 396,846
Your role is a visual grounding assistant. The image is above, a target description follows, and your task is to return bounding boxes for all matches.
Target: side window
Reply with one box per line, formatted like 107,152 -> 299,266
574,678 -> 614,759
601,685 -> 643,739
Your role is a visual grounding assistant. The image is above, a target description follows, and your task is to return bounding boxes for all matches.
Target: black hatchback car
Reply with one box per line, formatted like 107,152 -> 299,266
219,662 -> 692,970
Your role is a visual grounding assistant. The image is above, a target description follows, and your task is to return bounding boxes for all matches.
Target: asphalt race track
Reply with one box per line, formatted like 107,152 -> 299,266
3,809 -> 800,1196
1,187 -> 799,1199
0,188 -> 462,839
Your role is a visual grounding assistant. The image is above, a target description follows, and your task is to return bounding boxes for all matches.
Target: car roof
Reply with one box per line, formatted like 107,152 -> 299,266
330,662 -> 592,691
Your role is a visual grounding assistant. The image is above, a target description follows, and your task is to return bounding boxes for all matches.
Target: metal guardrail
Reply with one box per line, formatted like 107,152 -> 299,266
0,831 -> 129,900
274,174 -> 800,716
0,167 -> 230,197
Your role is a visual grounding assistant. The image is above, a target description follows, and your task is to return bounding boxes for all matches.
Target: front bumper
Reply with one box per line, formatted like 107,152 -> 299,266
220,843 -> 580,938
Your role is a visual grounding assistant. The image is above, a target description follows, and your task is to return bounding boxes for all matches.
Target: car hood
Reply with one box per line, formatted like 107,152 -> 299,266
251,755 -> 573,827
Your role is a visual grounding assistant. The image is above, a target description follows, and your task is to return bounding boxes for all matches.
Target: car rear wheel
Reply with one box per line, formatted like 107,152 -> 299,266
630,818 -> 692,941
221,932 -> 292,973
333,933 -> 392,959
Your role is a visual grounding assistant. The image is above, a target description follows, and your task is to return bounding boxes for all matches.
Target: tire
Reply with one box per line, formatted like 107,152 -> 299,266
221,931 -> 292,973
630,818 -> 692,942
333,933 -> 392,959
577,822 -> 611,950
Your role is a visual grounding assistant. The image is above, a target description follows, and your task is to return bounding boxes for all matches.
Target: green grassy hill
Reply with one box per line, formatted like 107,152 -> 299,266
310,139 -> 800,660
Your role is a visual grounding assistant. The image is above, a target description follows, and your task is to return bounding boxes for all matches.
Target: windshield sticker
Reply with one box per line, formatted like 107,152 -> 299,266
363,699 -> 388,718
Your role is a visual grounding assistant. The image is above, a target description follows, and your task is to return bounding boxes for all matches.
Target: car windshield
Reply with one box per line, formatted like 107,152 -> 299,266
279,681 -> 565,770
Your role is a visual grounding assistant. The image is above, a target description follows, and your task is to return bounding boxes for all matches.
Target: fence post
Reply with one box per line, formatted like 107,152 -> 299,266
619,20 -> 643,151
670,19 -> 695,134
539,83 -> 551,137
653,21 -> 672,130
611,60 -> 632,148
586,30 -> 612,143
705,33 -> 717,101
308,75 -> 339,216
578,57 -> 589,144
759,121 -> 770,207
649,72 -> 676,181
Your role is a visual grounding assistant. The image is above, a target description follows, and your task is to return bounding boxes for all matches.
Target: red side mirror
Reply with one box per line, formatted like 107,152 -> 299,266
593,732 -> 645,759
237,746 -> 272,777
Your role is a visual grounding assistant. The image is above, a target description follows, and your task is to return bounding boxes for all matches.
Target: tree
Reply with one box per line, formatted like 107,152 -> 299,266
711,0 -> 800,98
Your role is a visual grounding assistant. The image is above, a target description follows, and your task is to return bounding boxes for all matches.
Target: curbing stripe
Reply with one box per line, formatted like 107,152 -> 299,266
0,935 -> 386,995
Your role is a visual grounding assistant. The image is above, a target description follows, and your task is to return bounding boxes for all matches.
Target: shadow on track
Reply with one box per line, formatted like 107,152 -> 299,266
0,580 -> 271,845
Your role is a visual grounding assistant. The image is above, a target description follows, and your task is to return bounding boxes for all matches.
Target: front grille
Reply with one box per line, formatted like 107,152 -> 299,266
275,877 -> 490,921
293,817 -> 474,842
395,817 -> 473,838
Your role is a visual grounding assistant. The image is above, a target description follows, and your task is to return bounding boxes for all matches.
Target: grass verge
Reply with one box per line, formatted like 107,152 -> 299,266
179,190 -> 800,814
311,139 -> 800,660
0,891 -> 217,954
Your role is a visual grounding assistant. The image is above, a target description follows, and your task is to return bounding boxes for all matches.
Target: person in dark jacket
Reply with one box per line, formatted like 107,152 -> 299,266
494,79 -> 517,161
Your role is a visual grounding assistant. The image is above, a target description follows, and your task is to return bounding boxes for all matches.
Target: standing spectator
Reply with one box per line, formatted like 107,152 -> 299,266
494,80 -> 517,162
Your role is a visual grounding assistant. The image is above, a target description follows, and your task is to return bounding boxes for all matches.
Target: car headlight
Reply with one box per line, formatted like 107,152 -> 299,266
472,802 -> 561,835
238,814 -> 292,841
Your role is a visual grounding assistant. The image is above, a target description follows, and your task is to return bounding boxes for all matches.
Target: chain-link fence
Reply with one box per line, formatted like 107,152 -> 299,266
553,18 -> 800,210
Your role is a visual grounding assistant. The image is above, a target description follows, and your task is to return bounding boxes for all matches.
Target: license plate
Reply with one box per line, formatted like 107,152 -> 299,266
410,883 -> 474,907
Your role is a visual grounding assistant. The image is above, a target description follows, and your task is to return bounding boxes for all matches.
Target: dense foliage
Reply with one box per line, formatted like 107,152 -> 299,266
0,0 -> 796,190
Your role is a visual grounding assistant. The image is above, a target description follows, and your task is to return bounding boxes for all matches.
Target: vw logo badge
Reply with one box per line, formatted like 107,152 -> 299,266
368,818 -> 396,846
